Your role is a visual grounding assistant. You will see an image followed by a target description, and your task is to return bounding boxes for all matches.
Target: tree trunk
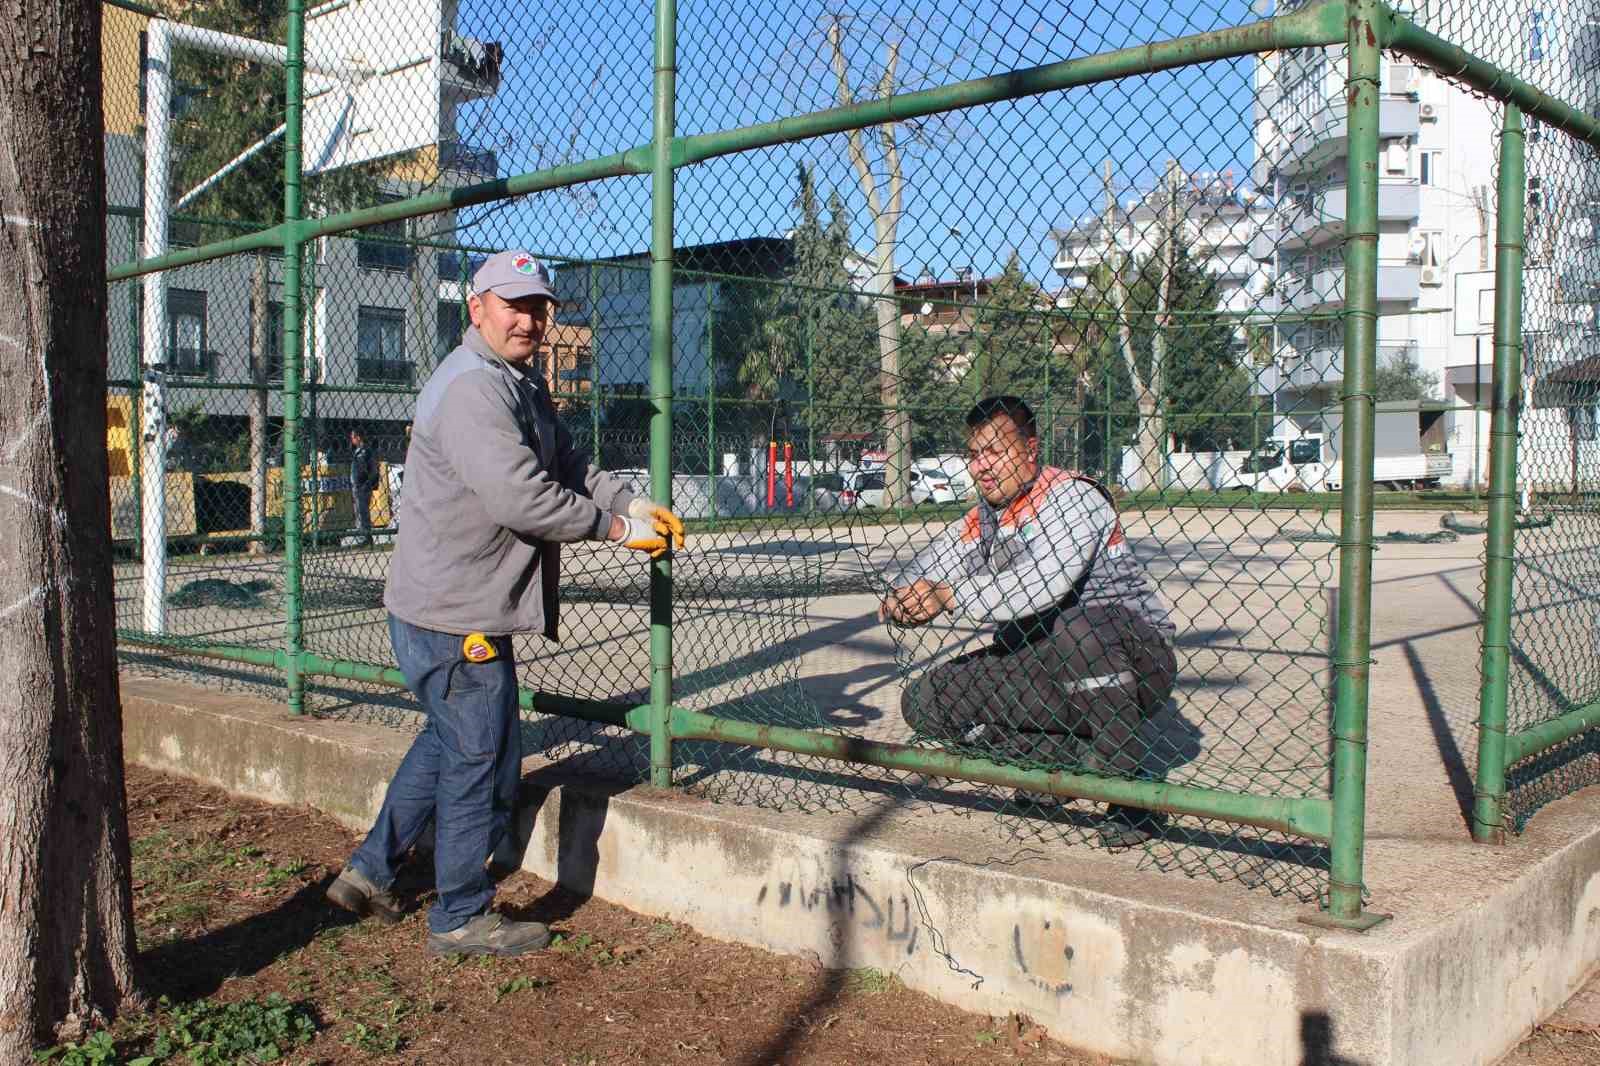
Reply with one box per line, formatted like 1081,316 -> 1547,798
829,17 -> 910,507
0,0 -> 141,1056
1144,159 -> 1181,492
249,251 -> 269,552
1102,158 -> 1145,489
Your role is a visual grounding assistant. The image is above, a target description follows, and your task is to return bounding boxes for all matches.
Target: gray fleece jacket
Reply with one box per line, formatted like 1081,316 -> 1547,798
383,327 -> 636,638
906,467 -> 1174,649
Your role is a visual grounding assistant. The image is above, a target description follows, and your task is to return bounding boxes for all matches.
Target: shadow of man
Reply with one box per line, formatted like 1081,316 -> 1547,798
139,876 -> 359,1001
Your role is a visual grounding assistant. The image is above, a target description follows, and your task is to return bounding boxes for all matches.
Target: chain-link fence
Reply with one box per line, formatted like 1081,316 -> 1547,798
97,0 -> 1600,925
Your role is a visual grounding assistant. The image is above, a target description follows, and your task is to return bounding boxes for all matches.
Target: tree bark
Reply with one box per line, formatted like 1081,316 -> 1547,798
249,251 -> 269,551
1103,159 -> 1144,489
1143,159 -> 1181,492
829,17 -> 910,508
0,0 -> 140,1056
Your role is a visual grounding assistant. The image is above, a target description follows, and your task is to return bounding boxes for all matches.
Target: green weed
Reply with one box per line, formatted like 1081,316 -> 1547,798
150,993 -> 317,1064
843,967 -> 903,995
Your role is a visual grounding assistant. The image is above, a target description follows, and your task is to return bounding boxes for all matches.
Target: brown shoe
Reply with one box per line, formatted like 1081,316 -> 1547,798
325,865 -> 403,925
425,913 -> 552,958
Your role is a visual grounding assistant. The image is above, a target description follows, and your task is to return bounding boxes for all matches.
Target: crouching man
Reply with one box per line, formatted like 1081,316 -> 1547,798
880,396 -> 1176,847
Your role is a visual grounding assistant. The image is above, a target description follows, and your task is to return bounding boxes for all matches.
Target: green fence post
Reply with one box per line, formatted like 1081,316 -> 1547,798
306,244 -> 321,552
805,303 -> 815,517
647,0 -> 678,788
706,279 -> 718,529
1102,370 -> 1111,480
1473,103 -> 1527,845
1042,319 -> 1054,467
281,0 -> 308,713
588,263 -> 601,460
128,220 -> 144,561
1314,0 -> 1385,929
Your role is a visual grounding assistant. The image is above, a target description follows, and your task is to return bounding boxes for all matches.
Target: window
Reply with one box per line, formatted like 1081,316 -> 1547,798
168,217 -> 203,248
1289,439 -> 1323,464
1531,10 -> 1546,62
436,300 -> 465,363
356,199 -> 413,272
249,298 -> 286,380
1572,404 -> 1598,442
1280,52 -> 1328,135
356,306 -> 412,385
1419,150 -> 1443,186
1416,229 -> 1444,268
167,289 -> 209,376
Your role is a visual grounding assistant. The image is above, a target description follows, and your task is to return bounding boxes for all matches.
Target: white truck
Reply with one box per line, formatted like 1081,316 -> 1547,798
1231,402 -> 1453,492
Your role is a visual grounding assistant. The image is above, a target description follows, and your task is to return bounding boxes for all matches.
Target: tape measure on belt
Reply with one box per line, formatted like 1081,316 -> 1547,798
461,632 -> 499,663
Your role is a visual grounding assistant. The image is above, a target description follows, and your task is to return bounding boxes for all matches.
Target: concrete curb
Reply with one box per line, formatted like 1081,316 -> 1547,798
123,677 -> 1600,1066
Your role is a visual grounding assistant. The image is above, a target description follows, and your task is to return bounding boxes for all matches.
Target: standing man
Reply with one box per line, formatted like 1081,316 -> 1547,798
881,396 -> 1177,848
326,250 -> 684,956
348,428 -> 379,544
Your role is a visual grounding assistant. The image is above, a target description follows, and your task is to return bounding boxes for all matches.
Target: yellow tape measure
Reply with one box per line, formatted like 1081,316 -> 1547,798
461,632 -> 499,663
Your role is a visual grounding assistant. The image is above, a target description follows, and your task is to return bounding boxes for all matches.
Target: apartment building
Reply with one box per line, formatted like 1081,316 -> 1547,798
1248,1 -> 1600,488
101,2 -> 503,461
1250,29 -> 1501,484
1048,166 -> 1275,359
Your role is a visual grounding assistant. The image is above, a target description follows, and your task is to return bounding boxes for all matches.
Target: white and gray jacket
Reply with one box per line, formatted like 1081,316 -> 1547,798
906,467 -> 1174,649
383,327 -> 636,638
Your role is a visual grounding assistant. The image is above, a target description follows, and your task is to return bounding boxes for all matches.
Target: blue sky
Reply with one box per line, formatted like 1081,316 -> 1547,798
437,0 -> 1269,285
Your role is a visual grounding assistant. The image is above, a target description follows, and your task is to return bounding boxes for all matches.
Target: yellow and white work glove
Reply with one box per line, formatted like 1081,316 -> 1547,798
627,497 -> 686,552
615,515 -> 671,559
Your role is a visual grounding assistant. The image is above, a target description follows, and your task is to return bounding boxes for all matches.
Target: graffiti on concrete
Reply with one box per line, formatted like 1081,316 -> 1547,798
756,870 -> 920,956
1011,918 -> 1074,998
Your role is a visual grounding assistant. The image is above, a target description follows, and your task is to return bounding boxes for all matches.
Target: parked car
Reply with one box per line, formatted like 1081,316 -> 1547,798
912,460 -> 972,503
842,467 -> 965,508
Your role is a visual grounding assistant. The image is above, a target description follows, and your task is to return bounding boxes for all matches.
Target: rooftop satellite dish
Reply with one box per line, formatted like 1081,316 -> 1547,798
919,301 -> 934,315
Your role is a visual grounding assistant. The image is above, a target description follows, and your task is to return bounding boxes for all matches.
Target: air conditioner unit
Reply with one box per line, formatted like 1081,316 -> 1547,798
1420,266 -> 1443,286
1420,103 -> 1438,120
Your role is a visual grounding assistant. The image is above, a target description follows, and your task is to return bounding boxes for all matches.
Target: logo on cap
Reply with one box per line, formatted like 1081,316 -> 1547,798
511,252 -> 538,275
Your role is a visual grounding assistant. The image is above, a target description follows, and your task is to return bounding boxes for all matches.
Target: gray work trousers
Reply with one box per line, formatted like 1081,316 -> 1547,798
902,604 -> 1177,778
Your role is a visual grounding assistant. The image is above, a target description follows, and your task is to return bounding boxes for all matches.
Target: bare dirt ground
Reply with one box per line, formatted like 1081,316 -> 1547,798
44,767 -> 1600,1066
79,766 -> 1108,1065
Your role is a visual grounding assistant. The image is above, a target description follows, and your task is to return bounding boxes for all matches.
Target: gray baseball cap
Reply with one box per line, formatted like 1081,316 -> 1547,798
471,250 -> 559,302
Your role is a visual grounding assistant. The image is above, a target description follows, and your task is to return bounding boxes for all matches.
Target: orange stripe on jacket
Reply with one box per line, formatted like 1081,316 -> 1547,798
959,467 -> 1092,542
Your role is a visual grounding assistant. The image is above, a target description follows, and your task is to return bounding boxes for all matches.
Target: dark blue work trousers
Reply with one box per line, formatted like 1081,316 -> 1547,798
350,615 -> 522,933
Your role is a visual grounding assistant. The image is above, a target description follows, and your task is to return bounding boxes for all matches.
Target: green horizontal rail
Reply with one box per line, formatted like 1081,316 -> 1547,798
1384,10 -> 1600,150
108,0 -> 1347,282
103,0 -> 163,17
117,631 -> 1332,840
108,149 -> 645,281
671,0 -> 1345,168
296,653 -> 635,726
119,632 -> 285,668
669,708 -> 1332,840
1506,700 -> 1600,766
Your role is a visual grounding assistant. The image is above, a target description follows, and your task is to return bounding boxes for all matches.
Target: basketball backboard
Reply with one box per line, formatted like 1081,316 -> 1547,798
1453,270 -> 1495,336
303,0 -> 501,174
1454,266 -> 1554,336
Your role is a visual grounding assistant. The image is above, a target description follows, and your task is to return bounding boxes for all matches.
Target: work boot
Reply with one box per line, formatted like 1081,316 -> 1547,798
1098,804 -> 1167,849
425,912 -> 552,958
325,865 -> 403,925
